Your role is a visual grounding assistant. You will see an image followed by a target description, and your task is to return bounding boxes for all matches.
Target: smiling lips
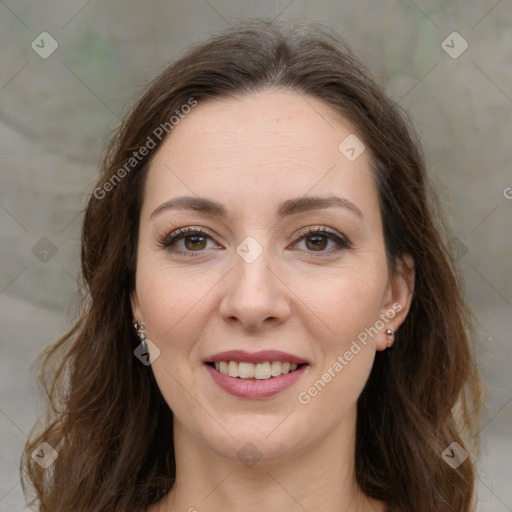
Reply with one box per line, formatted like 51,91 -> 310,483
204,350 -> 309,399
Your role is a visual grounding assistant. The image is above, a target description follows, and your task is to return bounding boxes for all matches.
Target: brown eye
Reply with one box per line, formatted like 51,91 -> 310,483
305,235 -> 328,251
293,228 -> 350,255
159,227 -> 218,254
184,235 -> 207,251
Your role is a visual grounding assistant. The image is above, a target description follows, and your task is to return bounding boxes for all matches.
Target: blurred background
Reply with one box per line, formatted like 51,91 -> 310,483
0,1 -> 511,510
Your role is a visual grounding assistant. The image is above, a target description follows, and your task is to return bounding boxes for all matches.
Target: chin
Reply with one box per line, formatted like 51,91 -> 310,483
186,409 -> 321,467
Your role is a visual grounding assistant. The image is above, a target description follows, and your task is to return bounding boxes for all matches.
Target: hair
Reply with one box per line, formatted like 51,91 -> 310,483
21,18 -> 482,512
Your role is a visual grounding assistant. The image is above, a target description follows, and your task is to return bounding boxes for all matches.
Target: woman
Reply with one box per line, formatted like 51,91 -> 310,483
21,19 -> 482,512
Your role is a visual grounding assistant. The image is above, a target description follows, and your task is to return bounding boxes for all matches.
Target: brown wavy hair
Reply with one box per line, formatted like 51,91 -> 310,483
21,18 -> 482,512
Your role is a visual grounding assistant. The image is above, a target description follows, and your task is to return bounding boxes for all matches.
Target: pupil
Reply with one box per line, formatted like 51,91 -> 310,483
186,235 -> 206,250
306,235 -> 327,251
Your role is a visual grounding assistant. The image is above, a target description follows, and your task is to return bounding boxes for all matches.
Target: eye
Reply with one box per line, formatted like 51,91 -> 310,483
292,227 -> 350,254
158,227 -> 220,254
158,226 -> 350,257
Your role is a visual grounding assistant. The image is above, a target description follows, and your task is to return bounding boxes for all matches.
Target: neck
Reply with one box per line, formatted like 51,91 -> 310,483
158,411 -> 386,512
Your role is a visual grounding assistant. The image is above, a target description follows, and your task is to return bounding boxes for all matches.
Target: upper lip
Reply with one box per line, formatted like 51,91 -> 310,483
204,350 -> 308,365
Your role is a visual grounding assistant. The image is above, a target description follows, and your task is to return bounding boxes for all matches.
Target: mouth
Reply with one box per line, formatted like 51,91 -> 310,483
205,360 -> 307,380
203,350 -> 309,399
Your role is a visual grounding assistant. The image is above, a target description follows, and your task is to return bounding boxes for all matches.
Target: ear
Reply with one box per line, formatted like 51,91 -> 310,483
131,289 -> 144,325
376,253 -> 415,351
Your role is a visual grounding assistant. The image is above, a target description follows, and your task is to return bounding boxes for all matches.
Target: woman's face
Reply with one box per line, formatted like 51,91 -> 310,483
131,89 -> 413,463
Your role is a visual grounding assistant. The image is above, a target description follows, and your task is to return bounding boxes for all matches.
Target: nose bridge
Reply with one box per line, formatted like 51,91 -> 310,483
232,236 -> 276,298
236,244 -> 272,288
219,236 -> 290,328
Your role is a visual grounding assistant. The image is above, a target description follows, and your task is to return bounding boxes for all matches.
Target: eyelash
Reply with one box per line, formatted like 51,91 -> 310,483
158,226 -> 351,258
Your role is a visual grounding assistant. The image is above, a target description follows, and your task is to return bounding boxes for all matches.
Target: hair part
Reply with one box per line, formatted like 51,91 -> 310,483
21,18 -> 481,512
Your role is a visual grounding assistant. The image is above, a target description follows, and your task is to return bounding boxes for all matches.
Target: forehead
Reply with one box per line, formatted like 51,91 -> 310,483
143,89 -> 379,224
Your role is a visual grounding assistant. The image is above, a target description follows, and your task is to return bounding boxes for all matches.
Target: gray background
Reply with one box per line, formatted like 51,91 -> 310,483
0,1 -> 511,511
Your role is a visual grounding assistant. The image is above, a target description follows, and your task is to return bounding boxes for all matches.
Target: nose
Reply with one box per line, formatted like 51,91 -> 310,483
219,245 -> 291,332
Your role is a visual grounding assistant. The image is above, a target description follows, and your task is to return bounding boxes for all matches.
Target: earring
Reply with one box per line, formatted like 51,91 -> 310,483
385,328 -> 395,348
134,322 -> 147,349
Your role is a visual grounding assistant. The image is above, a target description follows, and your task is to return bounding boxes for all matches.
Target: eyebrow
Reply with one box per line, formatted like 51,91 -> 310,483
150,195 -> 363,220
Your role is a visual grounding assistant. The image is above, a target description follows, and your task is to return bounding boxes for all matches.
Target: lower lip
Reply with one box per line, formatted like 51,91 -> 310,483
205,364 -> 307,399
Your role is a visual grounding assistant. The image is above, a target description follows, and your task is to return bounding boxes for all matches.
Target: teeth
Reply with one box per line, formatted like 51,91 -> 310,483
228,361 -> 239,378
270,361 -> 281,377
238,362 -> 255,378
255,362 -> 271,380
212,360 -> 302,379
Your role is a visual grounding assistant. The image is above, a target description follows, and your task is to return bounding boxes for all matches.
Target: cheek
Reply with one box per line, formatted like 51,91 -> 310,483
293,265 -> 388,346
135,257 -> 216,344
295,275 -> 384,407
291,267 -> 386,409
297,346 -> 375,425
134,264 -> 215,412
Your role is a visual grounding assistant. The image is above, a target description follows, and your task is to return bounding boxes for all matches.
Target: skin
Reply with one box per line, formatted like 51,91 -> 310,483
131,89 -> 415,512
